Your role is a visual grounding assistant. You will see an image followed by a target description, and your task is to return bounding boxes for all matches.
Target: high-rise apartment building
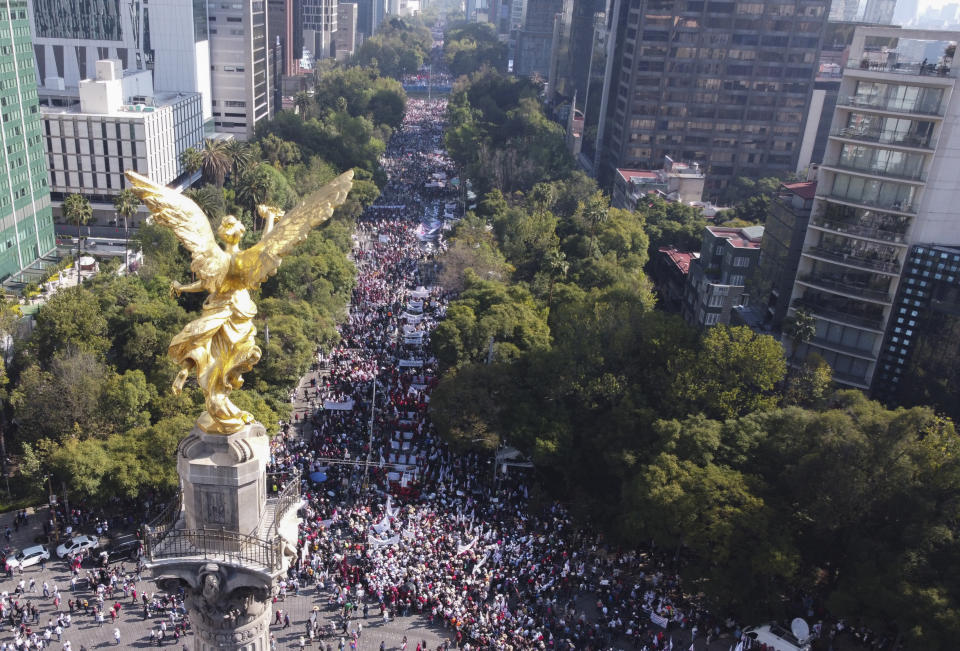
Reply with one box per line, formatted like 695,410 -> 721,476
787,27 -> 960,389
592,0 -> 830,195
208,0 -> 272,139
0,0 -> 56,280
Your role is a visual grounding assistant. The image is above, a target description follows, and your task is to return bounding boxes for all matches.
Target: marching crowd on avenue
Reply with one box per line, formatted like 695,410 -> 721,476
263,98 -> 819,651
0,98 -> 888,651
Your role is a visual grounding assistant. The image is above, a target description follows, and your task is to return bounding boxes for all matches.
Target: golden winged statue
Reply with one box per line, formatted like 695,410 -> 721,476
124,169 -> 354,434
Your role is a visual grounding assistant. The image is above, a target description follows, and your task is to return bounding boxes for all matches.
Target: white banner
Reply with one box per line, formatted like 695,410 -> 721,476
386,496 -> 400,518
472,550 -> 491,575
367,533 -> 400,548
323,399 -> 355,411
650,612 -> 669,628
457,536 -> 478,555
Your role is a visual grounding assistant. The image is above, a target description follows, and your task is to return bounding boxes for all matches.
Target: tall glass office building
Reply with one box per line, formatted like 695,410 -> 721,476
0,0 -> 55,281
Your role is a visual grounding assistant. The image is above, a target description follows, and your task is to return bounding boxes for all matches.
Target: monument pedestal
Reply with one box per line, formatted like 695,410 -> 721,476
145,422 -> 300,650
178,424 -> 269,536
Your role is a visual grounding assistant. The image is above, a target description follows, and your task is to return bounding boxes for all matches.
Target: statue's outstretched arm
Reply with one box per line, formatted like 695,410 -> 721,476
238,171 -> 354,288
171,279 -> 205,298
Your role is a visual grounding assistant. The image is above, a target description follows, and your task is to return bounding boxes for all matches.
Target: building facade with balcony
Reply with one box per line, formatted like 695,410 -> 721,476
787,27 -> 960,389
683,225 -> 763,327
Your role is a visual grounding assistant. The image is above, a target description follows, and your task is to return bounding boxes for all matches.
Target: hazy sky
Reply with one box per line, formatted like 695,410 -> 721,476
919,0 -> 956,11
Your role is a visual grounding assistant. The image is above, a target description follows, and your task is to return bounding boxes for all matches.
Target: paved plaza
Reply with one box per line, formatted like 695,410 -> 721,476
0,517 -> 454,650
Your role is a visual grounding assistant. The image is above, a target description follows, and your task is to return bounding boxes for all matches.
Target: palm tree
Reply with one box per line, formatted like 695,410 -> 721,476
184,185 -> 227,220
545,248 -> 569,313
179,147 -> 203,177
234,166 -> 274,230
63,194 -> 92,283
199,138 -> 231,187
581,191 -> 609,239
224,139 -> 253,182
293,91 -> 313,119
113,189 -> 139,271
112,189 -> 139,225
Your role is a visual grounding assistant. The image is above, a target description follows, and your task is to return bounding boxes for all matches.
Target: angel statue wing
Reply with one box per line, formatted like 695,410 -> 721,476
124,170 -> 229,289
237,169 -> 354,287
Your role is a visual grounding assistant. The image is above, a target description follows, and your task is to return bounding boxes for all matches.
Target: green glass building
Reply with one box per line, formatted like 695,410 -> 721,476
0,0 -> 55,282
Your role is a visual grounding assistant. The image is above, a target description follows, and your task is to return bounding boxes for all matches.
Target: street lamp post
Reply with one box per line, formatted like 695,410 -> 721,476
76,214 -> 81,285
119,211 -> 129,272
362,378 -> 378,494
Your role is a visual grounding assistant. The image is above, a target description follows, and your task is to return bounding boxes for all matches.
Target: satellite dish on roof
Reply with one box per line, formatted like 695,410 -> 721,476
791,618 -> 811,642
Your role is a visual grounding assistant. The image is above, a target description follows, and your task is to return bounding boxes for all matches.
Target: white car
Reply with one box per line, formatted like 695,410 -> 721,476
743,623 -> 811,651
6,545 -> 50,570
56,535 -> 100,559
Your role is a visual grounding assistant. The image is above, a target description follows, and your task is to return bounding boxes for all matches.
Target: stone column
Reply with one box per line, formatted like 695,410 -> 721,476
157,563 -> 274,651
150,422 -> 283,650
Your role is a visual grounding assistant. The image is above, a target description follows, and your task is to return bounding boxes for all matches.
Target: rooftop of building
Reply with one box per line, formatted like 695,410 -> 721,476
658,246 -> 698,275
617,169 -> 661,183
781,181 -> 818,200
849,26 -> 960,79
39,59 -> 198,119
40,90 -> 196,118
708,225 -> 764,249
617,157 -> 705,186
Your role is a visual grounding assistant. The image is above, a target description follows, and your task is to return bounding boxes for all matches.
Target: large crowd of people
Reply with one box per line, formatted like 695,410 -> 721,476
0,92 -> 886,651
263,98 -> 750,651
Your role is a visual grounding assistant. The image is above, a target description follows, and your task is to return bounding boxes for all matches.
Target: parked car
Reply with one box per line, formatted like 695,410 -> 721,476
102,534 -> 141,564
6,545 -> 50,570
56,535 -> 100,559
